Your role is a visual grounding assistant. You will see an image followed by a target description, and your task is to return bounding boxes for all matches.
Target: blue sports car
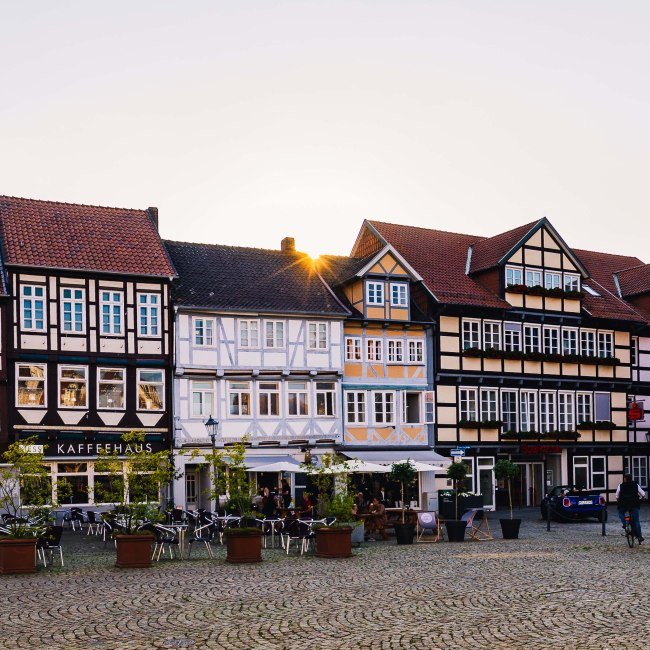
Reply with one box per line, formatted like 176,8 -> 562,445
541,485 -> 607,522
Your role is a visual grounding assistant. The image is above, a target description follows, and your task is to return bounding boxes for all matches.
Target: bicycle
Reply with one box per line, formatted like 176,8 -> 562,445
622,510 -> 640,548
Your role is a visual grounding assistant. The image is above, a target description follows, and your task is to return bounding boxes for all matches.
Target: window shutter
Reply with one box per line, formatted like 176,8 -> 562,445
424,391 -> 435,424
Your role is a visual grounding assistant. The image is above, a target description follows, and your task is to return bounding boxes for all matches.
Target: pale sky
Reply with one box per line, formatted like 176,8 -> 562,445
1,2 -> 649,260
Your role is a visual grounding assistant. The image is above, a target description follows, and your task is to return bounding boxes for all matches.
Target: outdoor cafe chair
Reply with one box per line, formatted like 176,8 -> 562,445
461,509 -> 493,541
283,519 -> 314,556
415,511 -> 443,543
37,525 -> 64,568
86,511 -> 101,536
186,523 -> 214,559
101,515 -> 126,547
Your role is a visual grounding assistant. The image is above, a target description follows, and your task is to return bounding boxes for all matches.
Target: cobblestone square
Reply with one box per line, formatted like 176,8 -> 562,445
1,509 -> 648,649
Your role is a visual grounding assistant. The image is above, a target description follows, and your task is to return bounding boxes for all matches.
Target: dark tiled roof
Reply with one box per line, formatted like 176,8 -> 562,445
0,196 -> 175,277
165,240 -> 349,315
469,220 -> 539,273
367,220 -> 510,309
615,263 -> 650,298
316,254 -> 375,287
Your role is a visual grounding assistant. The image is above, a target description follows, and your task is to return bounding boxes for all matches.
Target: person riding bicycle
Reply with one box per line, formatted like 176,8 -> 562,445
615,474 -> 646,543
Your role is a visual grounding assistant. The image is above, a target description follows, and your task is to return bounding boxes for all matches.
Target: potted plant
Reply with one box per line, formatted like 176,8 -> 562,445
444,461 -> 468,542
494,460 -> 522,539
315,492 -> 355,558
390,460 -> 418,545
0,438 -> 50,574
96,430 -> 177,568
221,438 -> 262,563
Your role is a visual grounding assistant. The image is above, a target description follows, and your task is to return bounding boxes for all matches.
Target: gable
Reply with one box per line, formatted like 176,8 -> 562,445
367,252 -> 410,277
504,224 -> 580,274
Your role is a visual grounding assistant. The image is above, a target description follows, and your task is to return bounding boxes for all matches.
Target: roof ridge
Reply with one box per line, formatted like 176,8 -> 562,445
614,261 -> 649,274
164,239 -> 303,256
0,195 -> 147,214
573,247 -> 644,264
369,219 -> 485,240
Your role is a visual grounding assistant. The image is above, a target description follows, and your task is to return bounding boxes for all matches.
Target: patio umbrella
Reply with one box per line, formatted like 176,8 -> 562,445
408,461 -> 448,473
247,461 -> 302,473
309,459 -> 391,474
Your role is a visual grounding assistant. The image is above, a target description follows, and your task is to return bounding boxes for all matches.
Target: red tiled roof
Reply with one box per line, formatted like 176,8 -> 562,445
0,196 -> 176,277
364,219 -> 648,323
615,263 -> 650,298
469,220 -> 539,273
367,220 -> 510,309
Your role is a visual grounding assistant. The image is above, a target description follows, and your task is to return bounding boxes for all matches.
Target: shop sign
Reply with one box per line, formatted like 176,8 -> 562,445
521,445 -> 561,456
47,441 -> 166,457
19,444 -> 45,454
628,401 -> 644,421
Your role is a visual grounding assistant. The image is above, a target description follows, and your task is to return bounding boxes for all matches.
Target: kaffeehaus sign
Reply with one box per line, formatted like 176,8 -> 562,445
24,440 -> 168,457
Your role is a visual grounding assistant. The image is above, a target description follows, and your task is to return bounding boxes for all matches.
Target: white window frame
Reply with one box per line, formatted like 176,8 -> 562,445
137,369 -> 165,411
390,283 -> 408,307
525,268 -> 543,287
401,391 -> 423,425
193,318 -> 215,347
520,390 -> 537,432
16,363 -> 47,408
20,284 -> 46,332
239,320 -> 260,348
539,392 -> 556,434
408,339 -> 424,364
191,380 -> 215,418
138,293 -> 160,338
100,290 -> 124,336
590,456 -> 607,490
483,321 -> 502,350
307,322 -> 328,350
576,393 -> 593,424
597,331 -> 614,359
480,389 -> 499,422
287,381 -> 309,417
504,323 -> 522,352
58,365 -> 88,409
315,382 -> 336,417
97,367 -> 126,411
424,390 -> 435,424
580,329 -> 596,357
366,338 -> 383,362
60,287 -> 86,334
366,281 -> 385,306
564,273 -> 581,292
524,325 -> 541,354
258,381 -> 280,417
459,388 -> 478,422
573,456 -> 589,489
501,389 -> 518,433
562,328 -> 579,356
387,339 -> 404,363
372,391 -> 395,426
543,326 -> 560,355
631,336 -> 639,368
544,271 -> 561,290
345,391 -> 367,425
345,337 -> 362,362
264,320 -> 285,349
558,392 -> 574,432
505,265 -> 523,287
462,319 -> 481,350
631,456 -> 648,489
227,381 -> 252,417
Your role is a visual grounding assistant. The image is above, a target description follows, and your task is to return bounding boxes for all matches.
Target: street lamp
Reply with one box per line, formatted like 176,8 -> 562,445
204,415 -> 219,510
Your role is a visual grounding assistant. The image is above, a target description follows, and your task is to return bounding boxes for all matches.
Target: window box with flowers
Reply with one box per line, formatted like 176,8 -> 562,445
576,421 -> 616,431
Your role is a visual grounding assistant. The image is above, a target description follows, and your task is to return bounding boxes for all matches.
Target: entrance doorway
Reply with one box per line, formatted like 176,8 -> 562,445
477,457 -> 495,510
513,463 -> 544,507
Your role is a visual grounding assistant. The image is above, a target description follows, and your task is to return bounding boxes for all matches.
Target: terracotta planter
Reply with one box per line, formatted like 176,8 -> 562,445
225,530 -> 263,564
115,534 -> 154,568
315,526 -> 353,558
0,538 -> 38,574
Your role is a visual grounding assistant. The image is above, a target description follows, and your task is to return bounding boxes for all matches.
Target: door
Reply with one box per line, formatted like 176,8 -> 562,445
477,457 -> 495,510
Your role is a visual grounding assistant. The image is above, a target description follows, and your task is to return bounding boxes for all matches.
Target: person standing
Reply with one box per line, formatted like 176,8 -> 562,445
616,474 -> 646,542
281,478 -> 291,508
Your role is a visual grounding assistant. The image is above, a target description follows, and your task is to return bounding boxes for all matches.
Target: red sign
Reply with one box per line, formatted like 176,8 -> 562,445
628,402 -> 644,421
521,445 -> 561,456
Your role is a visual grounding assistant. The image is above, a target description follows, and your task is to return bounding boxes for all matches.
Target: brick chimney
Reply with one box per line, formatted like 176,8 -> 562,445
147,207 -> 159,231
280,237 -> 295,252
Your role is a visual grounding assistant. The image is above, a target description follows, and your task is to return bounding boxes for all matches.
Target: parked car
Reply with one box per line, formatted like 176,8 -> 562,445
541,485 -> 607,522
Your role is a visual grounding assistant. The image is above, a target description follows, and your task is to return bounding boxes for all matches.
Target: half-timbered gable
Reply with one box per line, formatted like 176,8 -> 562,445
0,196 -> 175,506
166,239 -> 348,510
359,217 -> 649,508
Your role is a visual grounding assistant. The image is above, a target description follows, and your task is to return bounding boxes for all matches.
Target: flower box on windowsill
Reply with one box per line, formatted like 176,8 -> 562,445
501,431 -> 540,441
457,419 -> 503,429
505,284 -> 584,300
541,431 -> 581,441
461,348 -> 619,366
576,421 -> 616,431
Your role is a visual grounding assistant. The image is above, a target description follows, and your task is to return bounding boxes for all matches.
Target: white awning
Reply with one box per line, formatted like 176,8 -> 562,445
242,455 -> 300,469
248,460 -> 302,473
342,450 -> 450,472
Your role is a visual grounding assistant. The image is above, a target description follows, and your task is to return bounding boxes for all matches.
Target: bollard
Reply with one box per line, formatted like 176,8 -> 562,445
601,507 -> 607,536
546,504 -> 551,532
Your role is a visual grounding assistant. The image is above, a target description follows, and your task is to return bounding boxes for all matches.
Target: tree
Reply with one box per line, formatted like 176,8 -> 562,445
494,460 -> 520,519
304,452 -> 349,517
390,461 -> 418,524
446,461 -> 468,520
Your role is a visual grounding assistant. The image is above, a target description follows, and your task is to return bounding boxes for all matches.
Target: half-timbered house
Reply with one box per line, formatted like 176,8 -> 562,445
350,217 -> 647,508
165,237 -> 348,510
0,196 -> 175,506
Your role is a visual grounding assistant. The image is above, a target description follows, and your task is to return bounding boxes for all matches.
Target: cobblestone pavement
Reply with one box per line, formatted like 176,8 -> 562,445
1,508 -> 649,649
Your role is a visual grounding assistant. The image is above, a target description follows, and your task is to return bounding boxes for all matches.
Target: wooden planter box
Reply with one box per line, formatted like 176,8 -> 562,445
226,530 -> 263,564
315,526 -> 353,558
0,538 -> 37,574
115,534 -> 154,569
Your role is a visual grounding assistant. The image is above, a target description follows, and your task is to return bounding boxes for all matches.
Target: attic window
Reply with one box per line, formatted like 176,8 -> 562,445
583,284 -> 600,297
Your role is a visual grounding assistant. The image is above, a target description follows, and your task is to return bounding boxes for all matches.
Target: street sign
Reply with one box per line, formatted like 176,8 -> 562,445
450,449 -> 465,457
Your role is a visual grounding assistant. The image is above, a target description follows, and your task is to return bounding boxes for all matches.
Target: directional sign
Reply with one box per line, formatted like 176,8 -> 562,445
450,449 -> 465,457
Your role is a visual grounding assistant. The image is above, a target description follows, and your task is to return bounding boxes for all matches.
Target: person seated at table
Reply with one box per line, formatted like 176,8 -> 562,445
367,497 -> 387,540
301,493 -> 314,518
353,492 -> 366,514
252,490 -> 264,511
